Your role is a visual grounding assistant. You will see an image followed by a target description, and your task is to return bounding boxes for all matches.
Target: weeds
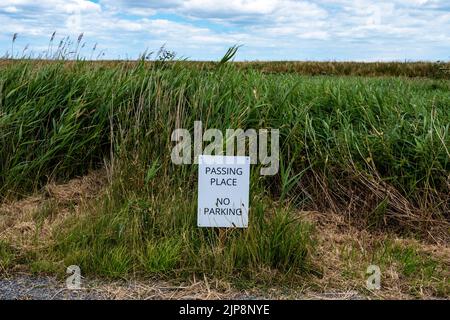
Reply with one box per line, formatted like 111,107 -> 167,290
0,58 -> 448,235
0,44 -> 448,288
0,241 -> 17,273
371,241 -> 449,297
51,180 -> 316,282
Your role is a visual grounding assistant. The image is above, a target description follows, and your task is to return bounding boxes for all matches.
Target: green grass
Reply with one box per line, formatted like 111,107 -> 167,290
1,60 -> 448,225
234,61 -> 450,79
0,241 -> 18,272
50,181 -> 316,281
0,58 -> 449,283
366,240 -> 450,297
373,241 -> 449,297
338,238 -> 449,297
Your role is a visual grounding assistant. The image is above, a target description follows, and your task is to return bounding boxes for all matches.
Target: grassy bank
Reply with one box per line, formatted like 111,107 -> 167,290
0,59 -> 449,287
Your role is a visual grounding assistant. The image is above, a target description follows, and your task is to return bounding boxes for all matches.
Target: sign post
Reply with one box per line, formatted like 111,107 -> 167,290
197,155 -> 250,228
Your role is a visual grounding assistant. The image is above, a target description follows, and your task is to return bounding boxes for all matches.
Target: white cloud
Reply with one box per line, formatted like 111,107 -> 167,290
3,6 -> 19,13
0,0 -> 449,60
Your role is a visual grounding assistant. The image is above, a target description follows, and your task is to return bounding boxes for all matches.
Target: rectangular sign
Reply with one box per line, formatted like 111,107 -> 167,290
197,155 -> 250,228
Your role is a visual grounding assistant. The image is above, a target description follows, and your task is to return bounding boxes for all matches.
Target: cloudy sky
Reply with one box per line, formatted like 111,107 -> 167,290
1,0 -> 449,61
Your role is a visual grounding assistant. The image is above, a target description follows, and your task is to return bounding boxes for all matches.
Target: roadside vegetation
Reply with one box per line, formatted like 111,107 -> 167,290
0,39 -> 448,297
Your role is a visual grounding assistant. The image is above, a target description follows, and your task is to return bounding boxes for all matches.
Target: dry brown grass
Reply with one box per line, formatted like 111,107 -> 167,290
0,170 -> 107,251
236,61 -> 450,79
1,59 -> 448,79
0,171 -> 448,299
303,211 -> 449,299
300,168 -> 450,244
88,276 -> 365,300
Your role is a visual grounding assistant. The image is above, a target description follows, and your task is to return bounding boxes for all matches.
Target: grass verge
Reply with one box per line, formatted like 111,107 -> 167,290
0,59 -> 448,297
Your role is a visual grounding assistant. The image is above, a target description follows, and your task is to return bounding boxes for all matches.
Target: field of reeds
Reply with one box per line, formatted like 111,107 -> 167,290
0,48 -> 449,295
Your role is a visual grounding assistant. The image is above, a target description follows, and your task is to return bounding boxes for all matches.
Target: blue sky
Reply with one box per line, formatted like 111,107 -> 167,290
1,0 -> 449,61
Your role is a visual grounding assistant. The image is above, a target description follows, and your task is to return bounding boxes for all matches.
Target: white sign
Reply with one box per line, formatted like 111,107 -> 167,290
197,155 -> 250,228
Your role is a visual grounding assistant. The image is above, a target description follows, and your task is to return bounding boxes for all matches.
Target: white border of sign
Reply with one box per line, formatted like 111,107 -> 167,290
197,155 -> 250,228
